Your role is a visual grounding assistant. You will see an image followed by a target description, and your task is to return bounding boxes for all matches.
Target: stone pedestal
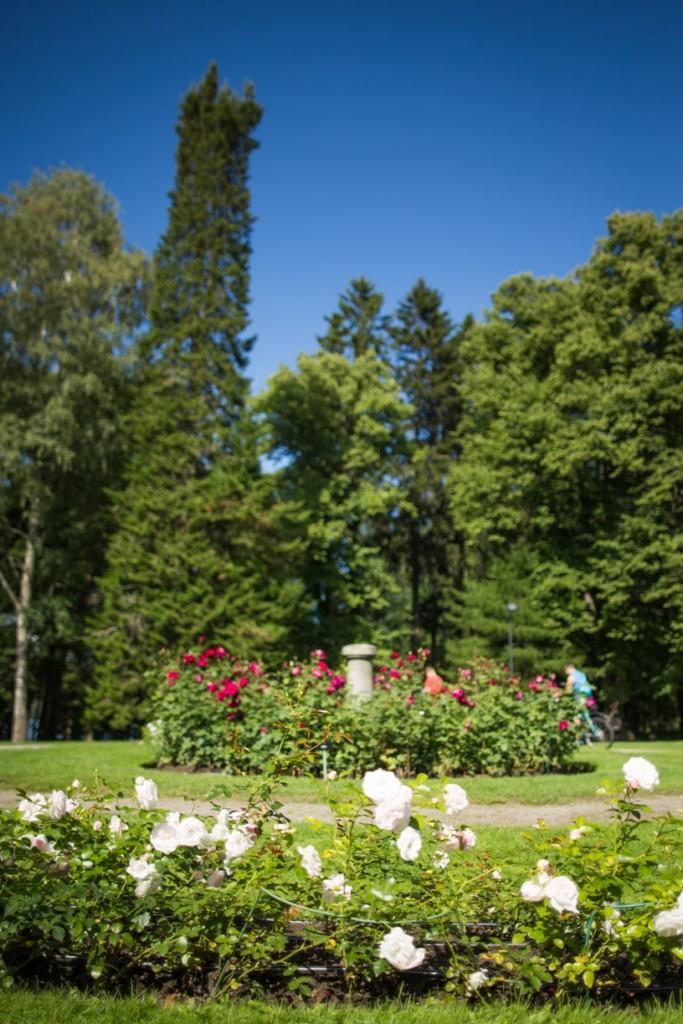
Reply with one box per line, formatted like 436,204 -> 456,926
342,643 -> 376,702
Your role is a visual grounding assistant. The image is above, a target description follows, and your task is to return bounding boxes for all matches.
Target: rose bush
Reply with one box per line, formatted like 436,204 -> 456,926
152,646 -> 581,777
1,755 -> 682,1001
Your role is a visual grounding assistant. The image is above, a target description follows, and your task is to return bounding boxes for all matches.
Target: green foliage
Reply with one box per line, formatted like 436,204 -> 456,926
1,754 -> 682,1002
449,213 -> 683,728
259,348 -> 411,652
0,169 -> 147,737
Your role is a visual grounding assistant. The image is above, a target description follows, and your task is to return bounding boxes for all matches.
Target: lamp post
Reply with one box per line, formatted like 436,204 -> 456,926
506,602 -> 518,674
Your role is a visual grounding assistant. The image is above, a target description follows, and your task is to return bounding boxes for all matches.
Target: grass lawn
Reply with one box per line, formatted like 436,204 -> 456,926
0,740 -> 682,806
1,990 -> 683,1024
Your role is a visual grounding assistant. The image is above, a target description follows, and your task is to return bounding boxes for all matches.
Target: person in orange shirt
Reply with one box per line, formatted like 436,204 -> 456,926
423,665 -> 447,696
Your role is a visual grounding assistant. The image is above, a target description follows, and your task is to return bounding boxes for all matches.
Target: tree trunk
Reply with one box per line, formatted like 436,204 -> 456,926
409,520 -> 420,651
11,507 -> 38,742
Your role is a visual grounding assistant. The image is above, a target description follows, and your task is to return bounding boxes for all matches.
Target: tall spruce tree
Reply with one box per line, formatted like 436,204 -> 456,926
89,67 -> 305,732
317,277 -> 389,360
390,280 -> 467,656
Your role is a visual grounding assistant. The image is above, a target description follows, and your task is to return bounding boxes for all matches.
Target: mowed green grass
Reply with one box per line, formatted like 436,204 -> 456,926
1,990 -> 683,1024
0,740 -> 682,805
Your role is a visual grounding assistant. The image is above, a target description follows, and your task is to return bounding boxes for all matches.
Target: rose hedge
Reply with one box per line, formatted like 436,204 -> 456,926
0,758 -> 682,1000
152,647 -> 581,776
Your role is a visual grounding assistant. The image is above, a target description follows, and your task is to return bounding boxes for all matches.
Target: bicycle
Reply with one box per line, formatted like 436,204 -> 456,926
582,706 -> 622,748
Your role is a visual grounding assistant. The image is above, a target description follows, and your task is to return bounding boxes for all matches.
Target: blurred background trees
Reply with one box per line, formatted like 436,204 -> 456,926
2,66 -> 682,738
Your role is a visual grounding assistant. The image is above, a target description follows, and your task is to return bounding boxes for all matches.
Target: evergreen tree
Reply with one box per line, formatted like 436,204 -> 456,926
390,280 -> 467,656
89,67 -> 305,731
0,170 -> 146,740
318,277 -> 389,360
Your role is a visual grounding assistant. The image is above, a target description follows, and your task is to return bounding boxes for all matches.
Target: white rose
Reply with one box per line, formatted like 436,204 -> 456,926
326,770 -> 338,781
297,844 -> 322,877
536,859 -> 551,872
126,855 -> 156,881
492,870 -> 502,881
208,821 -> 231,843
92,820 -> 103,831
520,879 -> 547,902
396,826 -> 422,862
27,834 -> 55,855
378,927 -> 426,971
444,783 -> 468,815
17,793 -> 47,823
150,821 -> 181,854
48,790 -> 76,820
135,873 -> 161,898
467,969 -> 488,991
108,814 -> 128,837
373,786 -> 413,832
654,894 -> 683,937
602,908 -> 622,936
544,875 -> 579,914
569,826 -> 590,841
322,873 -> 352,902
224,827 -> 254,862
433,849 -> 450,870
622,756 -> 659,792
135,776 -> 158,810
177,816 -> 207,847
362,769 -> 405,804
457,827 -> 477,851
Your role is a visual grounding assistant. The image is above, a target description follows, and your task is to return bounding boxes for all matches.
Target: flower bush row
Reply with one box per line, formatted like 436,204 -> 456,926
1,756 -> 682,1000
153,645 -> 582,776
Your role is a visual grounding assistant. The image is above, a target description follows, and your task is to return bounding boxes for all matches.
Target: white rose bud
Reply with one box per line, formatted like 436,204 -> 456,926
135,776 -> 159,810
48,790 -> 76,819
396,826 -> 422,862
297,844 -> 322,877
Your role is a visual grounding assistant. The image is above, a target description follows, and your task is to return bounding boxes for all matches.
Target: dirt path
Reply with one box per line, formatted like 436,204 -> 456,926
1,789 -> 681,827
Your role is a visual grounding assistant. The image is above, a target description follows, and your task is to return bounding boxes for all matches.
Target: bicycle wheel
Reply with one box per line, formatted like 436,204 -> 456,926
590,711 -> 615,748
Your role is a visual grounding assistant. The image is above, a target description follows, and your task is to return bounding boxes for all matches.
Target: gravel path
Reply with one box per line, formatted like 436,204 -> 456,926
2,789 -> 681,827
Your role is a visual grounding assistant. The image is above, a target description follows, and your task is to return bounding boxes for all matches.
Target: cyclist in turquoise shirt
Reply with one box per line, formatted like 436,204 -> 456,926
565,663 -> 599,737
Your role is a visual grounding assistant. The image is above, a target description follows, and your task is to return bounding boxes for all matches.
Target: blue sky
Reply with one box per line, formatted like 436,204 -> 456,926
2,0 -> 682,391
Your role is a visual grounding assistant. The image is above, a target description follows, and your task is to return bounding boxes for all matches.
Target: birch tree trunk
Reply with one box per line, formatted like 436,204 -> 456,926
10,507 -> 38,742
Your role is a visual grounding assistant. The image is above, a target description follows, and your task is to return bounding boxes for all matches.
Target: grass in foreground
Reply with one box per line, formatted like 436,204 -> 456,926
1,990 -> 683,1024
1,740 -> 683,807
